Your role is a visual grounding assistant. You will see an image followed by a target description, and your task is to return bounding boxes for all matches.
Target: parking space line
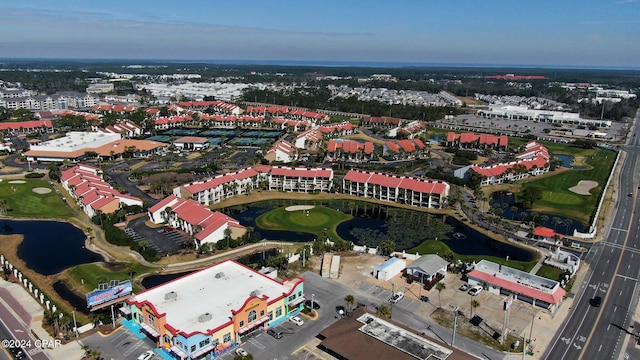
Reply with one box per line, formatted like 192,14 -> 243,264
247,338 -> 265,350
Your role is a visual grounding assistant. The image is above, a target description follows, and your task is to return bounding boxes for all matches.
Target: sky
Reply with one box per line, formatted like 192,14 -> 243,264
0,1 -> 639,68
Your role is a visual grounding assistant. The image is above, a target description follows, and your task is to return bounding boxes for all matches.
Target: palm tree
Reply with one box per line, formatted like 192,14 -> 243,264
344,294 -> 355,313
376,304 -> 392,318
510,206 -> 518,220
540,215 -> 549,225
564,218 -> 573,234
552,217 -> 562,232
471,299 -> 480,317
435,282 -> 446,308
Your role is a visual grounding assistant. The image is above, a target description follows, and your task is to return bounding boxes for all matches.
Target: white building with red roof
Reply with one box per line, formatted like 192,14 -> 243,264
383,139 -> 426,159
177,101 -> 241,115
396,120 -> 427,139
362,116 -> 403,128
172,136 -> 209,151
464,141 -> 550,186
265,139 -> 298,164
61,164 -> 143,218
294,128 -> 324,150
173,168 -> 266,206
446,132 -> 508,150
269,167 -> 333,193
343,170 -> 449,209
0,120 -> 54,135
147,195 -> 245,248
327,139 -> 375,162
466,260 -> 566,311
93,120 -> 142,138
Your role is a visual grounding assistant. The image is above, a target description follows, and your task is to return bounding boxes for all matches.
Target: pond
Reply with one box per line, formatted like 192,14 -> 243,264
53,281 -> 91,315
229,200 -> 534,262
141,249 -> 281,289
0,219 -> 103,276
555,154 -> 588,170
490,192 -> 585,235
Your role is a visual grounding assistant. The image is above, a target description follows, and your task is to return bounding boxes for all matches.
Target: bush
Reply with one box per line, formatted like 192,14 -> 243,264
25,172 -> 45,178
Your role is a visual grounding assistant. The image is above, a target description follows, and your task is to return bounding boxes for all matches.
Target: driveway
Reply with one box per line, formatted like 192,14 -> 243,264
127,216 -> 192,254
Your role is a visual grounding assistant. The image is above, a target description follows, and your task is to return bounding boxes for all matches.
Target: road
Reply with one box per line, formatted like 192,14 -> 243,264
0,292 -> 50,360
543,112 -> 640,360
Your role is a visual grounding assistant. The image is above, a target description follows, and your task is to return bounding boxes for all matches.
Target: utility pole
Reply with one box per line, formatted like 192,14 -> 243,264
72,310 -> 78,338
452,306 -> 459,346
302,248 -> 306,267
111,304 -> 116,328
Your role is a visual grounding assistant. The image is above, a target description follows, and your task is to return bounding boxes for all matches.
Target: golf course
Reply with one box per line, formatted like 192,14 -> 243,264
255,205 -> 352,240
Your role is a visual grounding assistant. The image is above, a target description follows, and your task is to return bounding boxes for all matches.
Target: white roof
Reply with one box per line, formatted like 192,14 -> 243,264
132,261 -> 296,335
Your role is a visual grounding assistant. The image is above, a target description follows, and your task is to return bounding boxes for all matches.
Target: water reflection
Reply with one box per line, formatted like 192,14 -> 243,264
490,192 -> 584,235
1,219 -> 103,275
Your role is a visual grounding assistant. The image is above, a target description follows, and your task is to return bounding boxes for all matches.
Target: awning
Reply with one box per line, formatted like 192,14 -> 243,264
119,307 -> 132,315
237,315 -> 270,334
139,322 -> 160,338
169,346 -> 187,360
190,343 -> 214,359
288,297 -> 305,307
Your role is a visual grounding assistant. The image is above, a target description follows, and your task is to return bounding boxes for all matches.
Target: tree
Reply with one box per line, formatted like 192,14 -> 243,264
552,217 -> 562,232
376,304 -> 392,318
234,354 -> 254,360
344,294 -> 355,313
377,240 -> 396,256
564,218 -> 573,234
519,186 -> 543,209
471,299 -> 480,317
435,282 -> 446,308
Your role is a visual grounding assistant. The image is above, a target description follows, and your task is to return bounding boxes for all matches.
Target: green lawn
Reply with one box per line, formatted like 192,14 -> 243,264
535,264 -> 564,281
66,262 -> 153,293
0,179 -> 73,218
522,148 -> 616,223
255,206 -> 352,240
409,240 -> 538,272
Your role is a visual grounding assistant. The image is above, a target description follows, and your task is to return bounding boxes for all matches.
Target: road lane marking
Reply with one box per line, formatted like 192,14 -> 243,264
615,274 -> 638,281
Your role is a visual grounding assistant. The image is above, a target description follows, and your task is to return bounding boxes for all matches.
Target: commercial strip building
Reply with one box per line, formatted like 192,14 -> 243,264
318,308 -> 476,360
343,169 -> 449,209
124,260 -> 305,360
61,164 -> 143,218
147,195 -> 245,248
466,260 -> 566,312
477,104 -> 612,127
24,131 -> 167,163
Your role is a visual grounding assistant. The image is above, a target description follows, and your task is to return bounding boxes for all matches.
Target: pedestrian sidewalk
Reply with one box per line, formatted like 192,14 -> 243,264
0,278 -> 85,360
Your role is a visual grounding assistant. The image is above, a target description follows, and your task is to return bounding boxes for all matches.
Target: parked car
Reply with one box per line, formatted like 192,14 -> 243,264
267,328 -> 283,339
389,292 -> 405,304
289,316 -> 304,326
235,348 -> 249,356
336,305 -> 345,316
590,296 -> 602,307
420,295 -> 429,302
304,299 -> 320,309
137,350 -> 155,360
8,346 -> 26,360
459,284 -> 469,291
468,286 -> 483,296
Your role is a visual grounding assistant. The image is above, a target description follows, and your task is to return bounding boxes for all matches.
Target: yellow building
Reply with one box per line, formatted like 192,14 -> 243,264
124,260 -> 305,360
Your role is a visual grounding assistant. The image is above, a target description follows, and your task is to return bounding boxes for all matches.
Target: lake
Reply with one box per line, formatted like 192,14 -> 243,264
0,219 -> 102,275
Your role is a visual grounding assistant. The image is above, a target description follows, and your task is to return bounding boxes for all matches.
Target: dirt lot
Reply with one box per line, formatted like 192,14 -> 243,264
307,251 -> 564,355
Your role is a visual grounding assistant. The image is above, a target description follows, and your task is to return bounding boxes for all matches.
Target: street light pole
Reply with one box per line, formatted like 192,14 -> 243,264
312,293 -> 315,313
72,310 -> 78,338
111,304 -> 116,328
452,306 -> 459,346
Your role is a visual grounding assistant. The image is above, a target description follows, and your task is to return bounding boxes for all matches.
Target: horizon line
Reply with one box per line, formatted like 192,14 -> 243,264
1,57 -> 639,71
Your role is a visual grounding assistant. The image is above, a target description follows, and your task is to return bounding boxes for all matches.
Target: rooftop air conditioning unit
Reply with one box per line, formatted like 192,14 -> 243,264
198,312 -> 212,323
164,291 -> 178,301
215,272 -> 225,279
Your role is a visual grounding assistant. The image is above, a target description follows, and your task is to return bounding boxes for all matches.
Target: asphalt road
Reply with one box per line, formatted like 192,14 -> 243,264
0,294 -> 49,360
543,112 -> 640,360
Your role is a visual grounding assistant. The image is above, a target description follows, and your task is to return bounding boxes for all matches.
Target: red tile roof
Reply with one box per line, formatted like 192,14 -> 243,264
467,269 -> 565,304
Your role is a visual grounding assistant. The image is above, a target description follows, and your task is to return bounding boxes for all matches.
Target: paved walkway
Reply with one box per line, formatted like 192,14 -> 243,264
0,278 -> 85,360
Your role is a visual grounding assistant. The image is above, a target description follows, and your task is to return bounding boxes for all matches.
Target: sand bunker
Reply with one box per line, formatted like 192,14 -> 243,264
285,205 -> 316,211
32,187 -> 52,194
569,180 -> 598,195
8,180 -> 26,184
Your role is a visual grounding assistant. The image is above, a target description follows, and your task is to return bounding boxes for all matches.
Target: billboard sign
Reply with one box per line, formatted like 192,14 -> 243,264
86,280 -> 132,308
